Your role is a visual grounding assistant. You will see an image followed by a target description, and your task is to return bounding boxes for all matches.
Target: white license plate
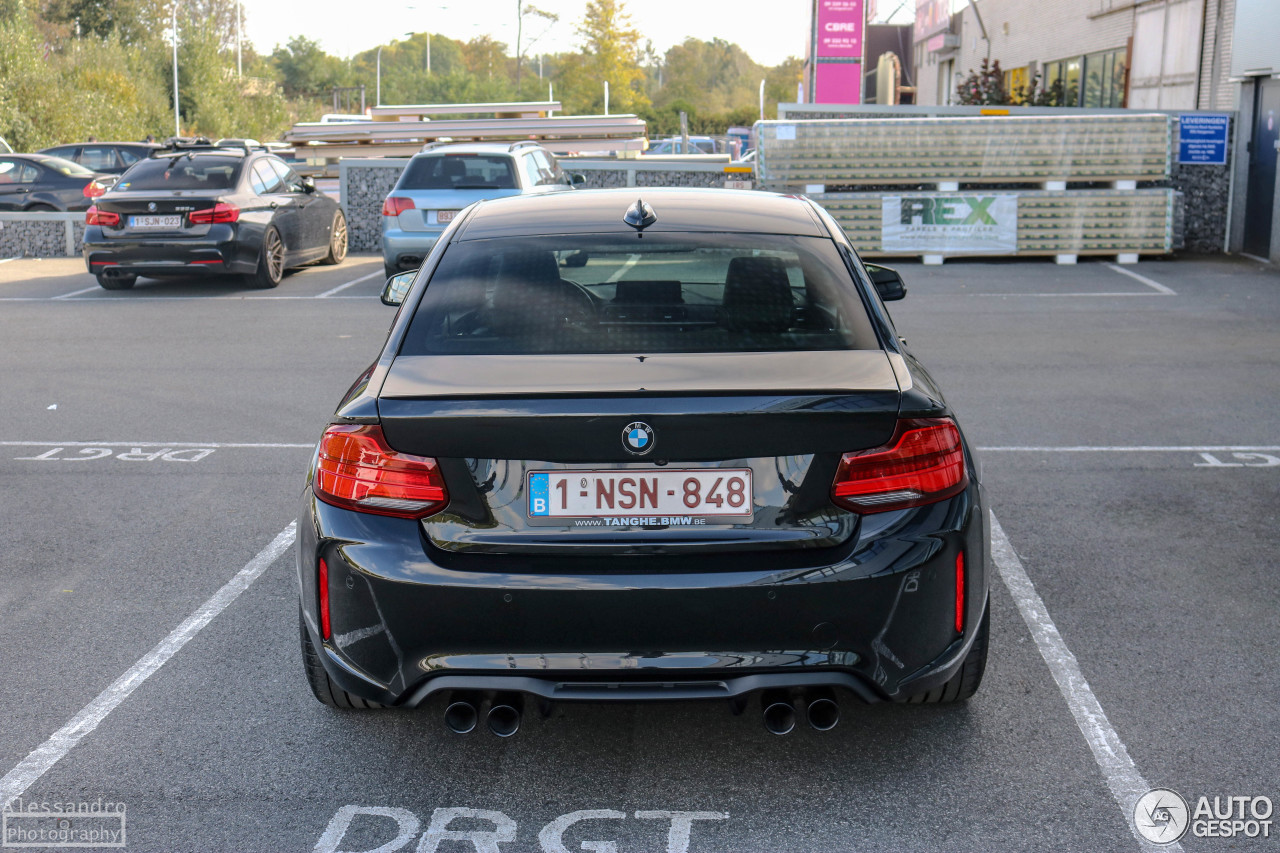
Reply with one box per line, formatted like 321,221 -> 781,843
434,210 -> 457,224
528,469 -> 753,523
129,215 -> 181,229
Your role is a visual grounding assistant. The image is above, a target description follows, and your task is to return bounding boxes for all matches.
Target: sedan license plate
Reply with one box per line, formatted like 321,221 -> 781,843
129,215 -> 181,229
434,210 -> 457,224
528,469 -> 752,525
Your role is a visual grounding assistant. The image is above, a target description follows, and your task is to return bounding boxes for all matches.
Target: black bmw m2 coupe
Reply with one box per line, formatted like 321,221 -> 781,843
298,188 -> 989,736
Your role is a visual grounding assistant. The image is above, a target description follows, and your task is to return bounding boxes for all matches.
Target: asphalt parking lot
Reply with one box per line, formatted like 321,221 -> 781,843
0,252 -> 1276,852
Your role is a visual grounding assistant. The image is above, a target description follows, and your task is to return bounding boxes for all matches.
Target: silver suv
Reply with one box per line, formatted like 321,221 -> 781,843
381,141 -> 584,279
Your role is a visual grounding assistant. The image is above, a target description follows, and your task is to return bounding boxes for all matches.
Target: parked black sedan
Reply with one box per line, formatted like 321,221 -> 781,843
39,141 -> 162,175
82,140 -> 347,290
0,153 -> 108,211
298,188 -> 990,735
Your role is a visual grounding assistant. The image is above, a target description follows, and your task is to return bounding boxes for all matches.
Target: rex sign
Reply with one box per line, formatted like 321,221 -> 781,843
881,194 -> 1018,254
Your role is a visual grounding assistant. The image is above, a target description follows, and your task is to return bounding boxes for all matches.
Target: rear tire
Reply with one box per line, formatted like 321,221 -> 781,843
320,211 -> 348,265
905,599 -> 989,704
299,609 -> 383,709
95,273 -> 136,290
249,226 -> 285,288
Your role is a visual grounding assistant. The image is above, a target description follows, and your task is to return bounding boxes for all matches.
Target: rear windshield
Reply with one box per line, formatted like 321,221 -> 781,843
400,234 -> 877,355
399,154 -> 517,190
115,156 -> 241,191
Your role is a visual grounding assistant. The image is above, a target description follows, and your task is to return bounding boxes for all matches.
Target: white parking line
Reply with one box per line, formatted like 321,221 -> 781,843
0,257 -> 19,265
606,254 -> 642,283
0,522 -> 297,813
1105,264 -> 1177,295
52,285 -> 101,299
991,512 -> 1178,852
317,270 -> 383,298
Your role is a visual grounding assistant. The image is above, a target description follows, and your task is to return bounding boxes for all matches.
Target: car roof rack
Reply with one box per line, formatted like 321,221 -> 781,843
507,140 -> 542,152
419,140 -> 456,153
150,137 -> 267,158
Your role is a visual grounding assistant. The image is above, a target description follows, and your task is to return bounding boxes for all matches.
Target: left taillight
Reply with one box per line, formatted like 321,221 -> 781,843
85,205 -> 119,227
188,202 -> 240,224
314,424 -> 448,519
831,418 -> 969,514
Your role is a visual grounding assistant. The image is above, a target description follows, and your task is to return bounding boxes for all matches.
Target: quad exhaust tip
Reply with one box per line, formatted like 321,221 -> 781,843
761,690 -> 796,736
444,693 -> 479,734
805,688 -> 840,732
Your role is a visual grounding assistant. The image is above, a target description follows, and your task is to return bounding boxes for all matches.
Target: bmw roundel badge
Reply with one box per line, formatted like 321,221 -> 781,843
622,421 -> 655,456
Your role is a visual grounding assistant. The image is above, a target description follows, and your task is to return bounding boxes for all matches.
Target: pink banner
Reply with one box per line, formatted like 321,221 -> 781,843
817,0 -> 865,59
815,61 -> 863,104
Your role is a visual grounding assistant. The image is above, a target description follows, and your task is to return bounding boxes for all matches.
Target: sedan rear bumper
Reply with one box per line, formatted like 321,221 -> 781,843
382,228 -> 442,273
298,483 -> 989,707
83,225 -> 256,276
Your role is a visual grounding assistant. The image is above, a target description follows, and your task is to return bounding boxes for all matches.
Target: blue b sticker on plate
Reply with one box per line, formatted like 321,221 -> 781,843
528,472 -> 550,516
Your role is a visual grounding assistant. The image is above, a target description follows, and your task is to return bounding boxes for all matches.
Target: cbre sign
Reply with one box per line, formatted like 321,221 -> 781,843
817,0 -> 864,58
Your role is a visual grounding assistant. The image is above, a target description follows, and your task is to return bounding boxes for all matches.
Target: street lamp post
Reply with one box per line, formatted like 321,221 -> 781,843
376,45 -> 383,105
172,3 -> 180,136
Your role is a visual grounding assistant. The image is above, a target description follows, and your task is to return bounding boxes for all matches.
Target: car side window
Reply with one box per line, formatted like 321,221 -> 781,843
118,148 -> 142,166
267,158 -> 304,193
44,146 -> 77,161
521,154 -> 541,188
251,160 -> 281,195
531,150 -> 561,185
81,147 -> 118,172
10,162 -> 40,184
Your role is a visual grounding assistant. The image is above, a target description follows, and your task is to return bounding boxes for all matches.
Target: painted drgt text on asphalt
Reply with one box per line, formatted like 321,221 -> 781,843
1193,452 -> 1280,467
314,807 -> 727,853
14,447 -> 215,463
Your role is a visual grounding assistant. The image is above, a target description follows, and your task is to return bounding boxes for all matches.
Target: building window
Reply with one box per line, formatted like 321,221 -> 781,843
1083,48 -> 1127,108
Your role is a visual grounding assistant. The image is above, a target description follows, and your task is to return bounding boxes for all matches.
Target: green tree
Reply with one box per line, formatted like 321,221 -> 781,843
560,0 -> 647,114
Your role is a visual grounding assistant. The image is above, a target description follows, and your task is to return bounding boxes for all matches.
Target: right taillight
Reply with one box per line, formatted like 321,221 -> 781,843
314,424 -> 448,519
188,202 -> 239,224
381,196 -> 414,217
831,418 -> 968,513
85,205 -> 119,227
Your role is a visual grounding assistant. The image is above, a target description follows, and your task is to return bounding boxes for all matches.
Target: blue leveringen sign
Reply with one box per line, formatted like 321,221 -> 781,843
1178,114 -> 1229,165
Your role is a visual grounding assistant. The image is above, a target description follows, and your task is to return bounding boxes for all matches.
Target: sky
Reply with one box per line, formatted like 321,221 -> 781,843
239,0 -> 826,68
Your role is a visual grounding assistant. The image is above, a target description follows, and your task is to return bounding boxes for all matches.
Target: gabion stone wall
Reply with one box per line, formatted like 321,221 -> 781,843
0,217 -> 77,258
339,160 -> 405,253
1171,117 -> 1233,254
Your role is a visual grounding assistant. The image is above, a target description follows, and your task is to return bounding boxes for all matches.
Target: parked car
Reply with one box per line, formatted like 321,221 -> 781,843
643,136 -> 721,155
381,140 -> 584,280
38,141 -> 163,175
0,153 -> 110,212
298,188 -> 989,733
82,138 -> 347,290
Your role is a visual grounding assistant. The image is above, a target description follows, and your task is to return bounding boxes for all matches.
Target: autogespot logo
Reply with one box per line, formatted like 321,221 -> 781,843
622,422 -> 655,456
1135,789 -> 1190,845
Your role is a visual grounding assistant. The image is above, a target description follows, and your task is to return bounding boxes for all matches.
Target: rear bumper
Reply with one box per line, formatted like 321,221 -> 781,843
381,228 -> 442,272
298,482 -> 989,708
83,225 -> 255,276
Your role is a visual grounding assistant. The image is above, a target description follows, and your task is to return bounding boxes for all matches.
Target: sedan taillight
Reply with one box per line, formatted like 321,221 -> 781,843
83,181 -> 107,199
188,202 -> 239,224
382,196 -> 414,217
85,205 -> 119,227
831,418 -> 968,513
314,424 -> 448,519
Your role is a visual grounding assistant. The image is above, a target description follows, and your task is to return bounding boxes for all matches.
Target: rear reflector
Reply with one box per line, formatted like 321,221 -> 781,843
955,551 -> 965,634
188,202 -> 239,224
382,196 -> 414,217
318,557 -> 331,640
314,424 -> 448,519
831,418 -> 968,514
85,205 -> 119,227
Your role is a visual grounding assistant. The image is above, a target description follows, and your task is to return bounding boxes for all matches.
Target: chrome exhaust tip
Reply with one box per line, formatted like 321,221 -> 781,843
761,690 -> 796,736
443,693 -> 479,734
805,688 -> 840,732
486,694 -> 523,738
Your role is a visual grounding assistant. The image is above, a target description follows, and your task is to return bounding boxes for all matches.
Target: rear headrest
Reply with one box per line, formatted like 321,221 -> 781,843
497,249 -> 561,285
723,256 -> 794,333
442,158 -> 467,179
